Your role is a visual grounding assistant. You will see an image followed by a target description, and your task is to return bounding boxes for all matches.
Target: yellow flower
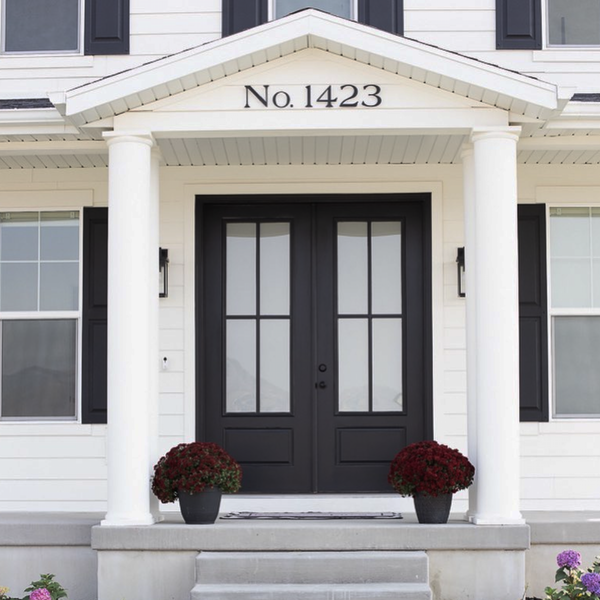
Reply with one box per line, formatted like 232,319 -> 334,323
0,587 -> 10,596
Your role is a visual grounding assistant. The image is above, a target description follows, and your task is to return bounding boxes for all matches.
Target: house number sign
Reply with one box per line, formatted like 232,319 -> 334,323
244,84 -> 383,109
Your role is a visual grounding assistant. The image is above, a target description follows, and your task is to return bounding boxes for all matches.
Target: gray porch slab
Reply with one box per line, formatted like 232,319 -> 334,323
2,510 -> 600,548
0,512 -> 101,545
91,516 -> 530,551
526,511 -> 600,544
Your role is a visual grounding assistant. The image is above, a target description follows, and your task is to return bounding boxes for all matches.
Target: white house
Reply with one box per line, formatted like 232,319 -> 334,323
1,1 -> 600,599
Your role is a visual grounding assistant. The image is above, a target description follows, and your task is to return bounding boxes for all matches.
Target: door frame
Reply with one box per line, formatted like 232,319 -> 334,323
195,193 -> 434,489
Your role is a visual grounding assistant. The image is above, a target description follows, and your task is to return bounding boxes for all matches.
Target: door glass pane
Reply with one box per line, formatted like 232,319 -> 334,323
548,0 -> 600,45
227,223 -> 256,316
4,0 -> 79,52
372,221 -> 402,314
372,318 -> 402,412
275,0 -> 351,19
226,319 -> 256,413
40,211 -> 79,260
40,263 -> 79,311
260,223 -> 290,315
337,222 -> 368,315
0,263 -> 38,311
554,316 -> 600,415
0,212 -> 38,261
1,319 -> 76,418
338,318 -> 369,412
260,320 -> 290,412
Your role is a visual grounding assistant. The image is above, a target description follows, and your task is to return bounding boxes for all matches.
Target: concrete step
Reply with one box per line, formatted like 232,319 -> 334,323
190,583 -> 432,599
196,551 -> 428,585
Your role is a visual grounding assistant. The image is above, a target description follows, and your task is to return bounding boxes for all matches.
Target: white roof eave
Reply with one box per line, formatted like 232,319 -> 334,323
65,9 -> 559,124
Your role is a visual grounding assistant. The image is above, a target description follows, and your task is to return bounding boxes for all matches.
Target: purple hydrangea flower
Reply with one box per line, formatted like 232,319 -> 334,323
29,588 -> 52,600
582,572 -> 600,595
557,550 -> 582,569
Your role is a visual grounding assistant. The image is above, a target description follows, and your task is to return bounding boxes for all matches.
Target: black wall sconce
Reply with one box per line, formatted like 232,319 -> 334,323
159,248 -> 169,298
456,247 -> 465,298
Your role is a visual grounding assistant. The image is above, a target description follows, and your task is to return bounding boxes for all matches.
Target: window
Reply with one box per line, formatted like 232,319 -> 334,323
2,0 -> 80,53
550,207 -> 600,417
272,0 -> 354,20
0,211 -> 80,420
547,0 -> 600,46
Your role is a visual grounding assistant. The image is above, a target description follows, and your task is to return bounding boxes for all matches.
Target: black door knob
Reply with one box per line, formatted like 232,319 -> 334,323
318,381 -> 327,389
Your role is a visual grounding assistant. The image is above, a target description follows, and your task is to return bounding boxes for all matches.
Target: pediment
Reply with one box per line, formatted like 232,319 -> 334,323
139,49 -> 487,115
64,9 -> 558,128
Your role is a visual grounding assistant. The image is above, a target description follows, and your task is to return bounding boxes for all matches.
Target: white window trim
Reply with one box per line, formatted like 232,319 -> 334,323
1,0 -> 83,55
269,0 -> 358,21
544,0 -> 600,49
0,209 -> 82,423
546,203 -> 600,420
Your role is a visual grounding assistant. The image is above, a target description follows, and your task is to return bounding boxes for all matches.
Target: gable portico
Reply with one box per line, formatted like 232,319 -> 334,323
53,9 -> 560,528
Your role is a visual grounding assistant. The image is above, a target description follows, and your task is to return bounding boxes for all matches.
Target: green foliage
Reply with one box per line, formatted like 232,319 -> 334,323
545,556 -> 600,600
24,574 -> 68,600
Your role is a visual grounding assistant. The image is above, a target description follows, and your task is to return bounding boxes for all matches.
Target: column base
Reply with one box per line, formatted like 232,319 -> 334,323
101,512 -> 156,527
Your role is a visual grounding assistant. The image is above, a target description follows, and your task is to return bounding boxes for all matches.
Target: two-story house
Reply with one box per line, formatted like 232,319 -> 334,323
1,1 -> 600,599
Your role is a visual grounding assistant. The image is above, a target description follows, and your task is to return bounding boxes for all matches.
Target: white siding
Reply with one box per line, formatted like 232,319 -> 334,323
2,159 -> 600,511
0,1 -> 600,95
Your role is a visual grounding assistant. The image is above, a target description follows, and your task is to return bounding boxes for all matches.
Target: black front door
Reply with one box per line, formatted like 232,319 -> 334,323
198,195 -> 431,493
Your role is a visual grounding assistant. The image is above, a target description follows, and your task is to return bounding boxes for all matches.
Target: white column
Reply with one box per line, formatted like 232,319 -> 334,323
148,146 -> 162,521
461,144 -> 478,521
102,132 -> 157,526
471,127 -> 524,525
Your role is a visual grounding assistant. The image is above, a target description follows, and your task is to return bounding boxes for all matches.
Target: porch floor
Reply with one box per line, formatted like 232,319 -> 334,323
3,510 -> 600,547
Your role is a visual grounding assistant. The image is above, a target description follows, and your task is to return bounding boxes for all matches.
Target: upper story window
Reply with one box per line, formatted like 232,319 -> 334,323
223,0 -> 403,39
0,211 -> 80,420
547,0 -> 600,46
3,0 -> 80,53
273,0 -> 355,20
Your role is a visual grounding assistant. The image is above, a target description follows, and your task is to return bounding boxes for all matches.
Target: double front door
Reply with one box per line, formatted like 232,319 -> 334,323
199,195 -> 431,493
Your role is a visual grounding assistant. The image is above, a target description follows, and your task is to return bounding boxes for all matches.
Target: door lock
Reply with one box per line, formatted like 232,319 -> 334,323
318,381 -> 327,389
318,364 -> 327,372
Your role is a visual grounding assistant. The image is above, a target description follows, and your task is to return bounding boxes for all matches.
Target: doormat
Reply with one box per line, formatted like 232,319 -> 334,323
222,512 -> 402,520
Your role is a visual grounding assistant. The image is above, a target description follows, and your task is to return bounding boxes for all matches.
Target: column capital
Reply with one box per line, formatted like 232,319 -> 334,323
103,131 -> 155,148
470,126 -> 521,144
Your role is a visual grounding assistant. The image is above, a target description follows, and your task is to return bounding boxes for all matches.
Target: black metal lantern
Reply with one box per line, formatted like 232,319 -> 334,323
456,247 -> 465,298
159,248 -> 169,298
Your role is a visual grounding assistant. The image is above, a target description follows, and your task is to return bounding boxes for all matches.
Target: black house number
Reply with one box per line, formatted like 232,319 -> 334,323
244,84 -> 383,109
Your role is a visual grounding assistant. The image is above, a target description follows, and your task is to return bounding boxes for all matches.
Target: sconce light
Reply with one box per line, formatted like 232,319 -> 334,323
159,248 -> 169,298
456,247 -> 465,298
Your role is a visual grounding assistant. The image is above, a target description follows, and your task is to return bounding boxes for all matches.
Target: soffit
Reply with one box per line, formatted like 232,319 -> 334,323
5,130 -> 600,169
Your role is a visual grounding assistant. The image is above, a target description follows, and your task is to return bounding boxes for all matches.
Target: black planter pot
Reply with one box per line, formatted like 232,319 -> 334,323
413,492 -> 453,524
177,488 -> 222,524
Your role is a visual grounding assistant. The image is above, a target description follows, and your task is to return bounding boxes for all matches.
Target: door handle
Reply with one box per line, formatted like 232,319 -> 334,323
318,381 -> 327,389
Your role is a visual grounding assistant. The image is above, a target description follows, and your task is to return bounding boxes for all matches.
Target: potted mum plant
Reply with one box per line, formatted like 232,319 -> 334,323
388,440 -> 475,524
152,442 -> 242,524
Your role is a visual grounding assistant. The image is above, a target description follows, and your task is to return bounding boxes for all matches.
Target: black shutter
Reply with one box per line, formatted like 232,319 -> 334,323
222,0 -> 267,36
82,208 -> 108,424
518,204 -> 548,422
496,0 -> 542,50
358,0 -> 403,35
85,0 -> 130,55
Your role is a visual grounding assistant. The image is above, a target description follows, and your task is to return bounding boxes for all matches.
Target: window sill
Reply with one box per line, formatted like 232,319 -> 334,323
533,48 -> 600,62
0,54 -> 94,69
0,422 -> 102,435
